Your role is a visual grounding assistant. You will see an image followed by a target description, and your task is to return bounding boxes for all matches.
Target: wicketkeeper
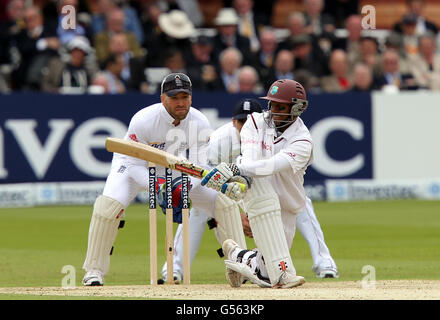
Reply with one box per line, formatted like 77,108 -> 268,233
82,73 -> 249,286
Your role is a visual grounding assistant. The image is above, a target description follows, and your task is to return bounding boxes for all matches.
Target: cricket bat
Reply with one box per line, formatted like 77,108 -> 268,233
105,137 -> 208,178
105,137 -> 246,191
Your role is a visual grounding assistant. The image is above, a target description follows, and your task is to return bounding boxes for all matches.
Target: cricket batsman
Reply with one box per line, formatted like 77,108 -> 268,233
202,79 -> 338,288
166,96 -> 338,286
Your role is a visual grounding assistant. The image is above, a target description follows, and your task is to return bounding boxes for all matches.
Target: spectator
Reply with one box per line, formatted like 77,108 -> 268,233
232,0 -> 262,53
291,34 -> 328,78
100,53 -> 126,94
252,28 -> 278,85
294,68 -> 319,92
108,32 -> 148,92
93,7 -> 143,65
394,0 -> 438,36
349,36 -> 382,77
262,49 -> 295,90
218,47 -> 243,93
323,0 -> 359,28
237,65 -> 263,93
155,0 -> 204,27
10,5 -> 59,90
89,72 -> 110,93
145,9 -> 194,67
91,0 -> 144,44
302,0 -> 335,37
408,32 -> 440,90
320,49 -> 351,92
0,0 -> 24,89
187,35 -> 215,67
41,36 -> 95,93
163,48 -> 186,74
139,1 -> 163,49
223,0 -> 273,27
384,32 -> 411,74
186,35 -> 222,90
350,63 -> 374,92
277,12 -> 307,52
373,49 -> 418,91
334,14 -> 363,66
0,0 -> 24,63
211,8 -> 253,67
396,13 -> 420,56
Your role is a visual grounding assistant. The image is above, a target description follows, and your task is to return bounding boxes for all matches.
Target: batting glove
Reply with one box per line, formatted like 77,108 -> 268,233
221,182 -> 246,201
201,162 -> 235,191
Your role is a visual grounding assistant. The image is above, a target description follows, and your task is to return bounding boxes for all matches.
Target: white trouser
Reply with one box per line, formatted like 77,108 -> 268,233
296,197 -> 337,272
167,197 -> 338,277
84,162 -> 217,275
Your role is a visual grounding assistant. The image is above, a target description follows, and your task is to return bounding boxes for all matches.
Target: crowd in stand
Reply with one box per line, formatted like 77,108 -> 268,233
0,0 -> 439,94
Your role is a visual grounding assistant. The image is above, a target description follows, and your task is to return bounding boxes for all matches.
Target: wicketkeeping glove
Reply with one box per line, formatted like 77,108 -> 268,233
156,176 -> 191,224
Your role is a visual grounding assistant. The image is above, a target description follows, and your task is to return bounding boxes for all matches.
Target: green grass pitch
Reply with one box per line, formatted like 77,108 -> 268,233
0,200 -> 439,290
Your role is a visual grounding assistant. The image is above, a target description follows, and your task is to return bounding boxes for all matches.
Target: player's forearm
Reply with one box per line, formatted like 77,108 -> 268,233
237,153 -> 291,177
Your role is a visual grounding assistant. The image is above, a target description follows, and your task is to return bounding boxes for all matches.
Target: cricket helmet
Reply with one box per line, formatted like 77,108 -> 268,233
259,79 -> 308,129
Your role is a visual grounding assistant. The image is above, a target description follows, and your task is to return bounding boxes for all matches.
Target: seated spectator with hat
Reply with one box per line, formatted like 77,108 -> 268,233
41,36 -> 96,93
291,34 -> 328,78
211,8 -> 253,67
394,13 -> 420,56
145,9 -> 195,67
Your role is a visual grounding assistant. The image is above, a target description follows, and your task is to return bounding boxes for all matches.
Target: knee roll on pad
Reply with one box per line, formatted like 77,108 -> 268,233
245,194 -> 281,220
83,195 -> 125,275
93,195 -> 125,220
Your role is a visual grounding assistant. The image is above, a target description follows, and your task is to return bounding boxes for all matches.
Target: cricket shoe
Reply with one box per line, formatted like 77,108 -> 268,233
316,268 -> 339,279
222,239 -> 244,287
158,272 -> 183,285
273,272 -> 306,289
313,263 -> 339,278
82,269 -> 104,286
222,239 -> 271,288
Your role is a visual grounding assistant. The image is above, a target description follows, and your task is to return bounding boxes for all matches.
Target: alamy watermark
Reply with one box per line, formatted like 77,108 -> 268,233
361,265 -> 376,289
61,5 -> 76,30
361,5 -> 376,30
61,265 -> 76,289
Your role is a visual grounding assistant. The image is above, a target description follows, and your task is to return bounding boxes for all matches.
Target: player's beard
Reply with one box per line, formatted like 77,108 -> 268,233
164,102 -> 190,121
171,105 -> 190,120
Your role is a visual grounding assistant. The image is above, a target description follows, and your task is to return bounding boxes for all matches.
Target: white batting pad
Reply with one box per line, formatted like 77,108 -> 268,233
244,177 -> 296,286
83,195 -> 124,275
214,193 -> 247,249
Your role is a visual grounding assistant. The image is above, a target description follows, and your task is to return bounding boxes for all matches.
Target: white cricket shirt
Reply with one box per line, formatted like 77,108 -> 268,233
112,102 -> 212,177
207,121 -> 241,166
239,112 -> 313,213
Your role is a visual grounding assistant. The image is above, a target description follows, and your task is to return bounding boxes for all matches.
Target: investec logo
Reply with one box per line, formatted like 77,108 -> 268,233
181,176 -> 189,209
166,168 -> 172,209
149,167 -> 156,208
